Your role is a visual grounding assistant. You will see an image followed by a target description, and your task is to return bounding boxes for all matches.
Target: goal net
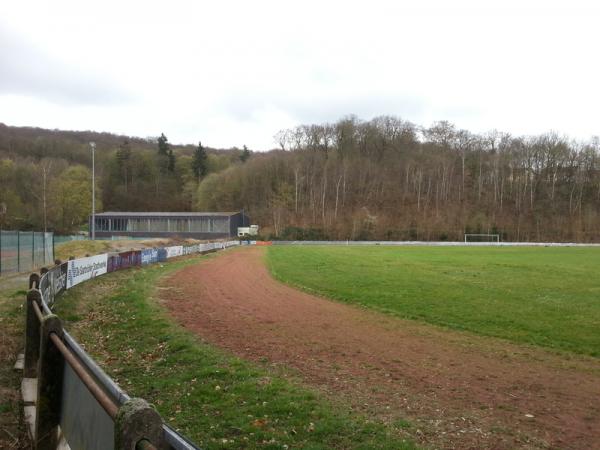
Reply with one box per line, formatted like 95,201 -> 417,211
464,234 -> 500,243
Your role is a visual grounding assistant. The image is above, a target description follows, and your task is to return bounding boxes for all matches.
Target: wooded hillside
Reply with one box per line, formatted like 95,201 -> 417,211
0,123 -> 246,233
199,117 -> 600,242
2,118 -> 599,242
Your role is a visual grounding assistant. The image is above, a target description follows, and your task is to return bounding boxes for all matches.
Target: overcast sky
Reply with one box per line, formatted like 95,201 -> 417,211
1,0 -> 599,150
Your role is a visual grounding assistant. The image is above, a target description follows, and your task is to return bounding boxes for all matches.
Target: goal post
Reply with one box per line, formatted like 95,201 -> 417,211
464,233 -> 500,243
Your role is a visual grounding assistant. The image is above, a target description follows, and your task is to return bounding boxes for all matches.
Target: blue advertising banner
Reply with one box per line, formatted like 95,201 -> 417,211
141,248 -> 159,265
107,251 -> 142,272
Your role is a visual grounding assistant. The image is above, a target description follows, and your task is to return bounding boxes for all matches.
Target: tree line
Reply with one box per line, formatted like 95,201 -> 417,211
196,116 -> 600,242
0,124 -> 249,233
2,118 -> 599,241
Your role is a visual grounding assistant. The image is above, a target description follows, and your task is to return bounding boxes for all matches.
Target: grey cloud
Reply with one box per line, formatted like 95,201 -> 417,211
0,26 -> 133,106
222,89 -> 428,125
283,94 -> 428,125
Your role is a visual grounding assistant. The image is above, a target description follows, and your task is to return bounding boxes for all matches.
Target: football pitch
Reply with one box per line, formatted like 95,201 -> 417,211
267,245 -> 600,357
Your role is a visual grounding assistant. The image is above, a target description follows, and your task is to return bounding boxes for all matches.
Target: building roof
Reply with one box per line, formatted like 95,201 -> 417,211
95,211 -> 241,217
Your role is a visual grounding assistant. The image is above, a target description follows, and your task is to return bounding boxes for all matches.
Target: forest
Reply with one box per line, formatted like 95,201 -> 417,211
0,123 -> 247,233
1,117 -> 599,242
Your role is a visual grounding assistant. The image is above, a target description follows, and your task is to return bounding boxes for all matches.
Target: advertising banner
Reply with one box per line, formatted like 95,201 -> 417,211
107,251 -> 142,272
183,245 -> 198,255
157,248 -> 167,262
67,254 -> 108,289
198,243 -> 209,252
118,250 -> 142,269
165,246 -> 183,259
40,262 -> 68,306
107,255 -> 117,273
141,248 -> 159,265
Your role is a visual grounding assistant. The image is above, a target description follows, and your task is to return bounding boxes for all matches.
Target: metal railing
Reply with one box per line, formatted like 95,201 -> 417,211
23,240 -> 240,450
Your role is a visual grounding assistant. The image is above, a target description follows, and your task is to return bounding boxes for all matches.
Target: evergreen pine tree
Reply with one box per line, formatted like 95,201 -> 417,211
157,133 -> 169,156
192,141 -> 208,180
157,133 -> 175,172
240,144 -> 251,162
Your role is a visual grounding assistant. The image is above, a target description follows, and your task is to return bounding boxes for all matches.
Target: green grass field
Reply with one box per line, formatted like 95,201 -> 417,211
0,275 -> 30,449
56,255 -> 416,450
267,245 -> 600,357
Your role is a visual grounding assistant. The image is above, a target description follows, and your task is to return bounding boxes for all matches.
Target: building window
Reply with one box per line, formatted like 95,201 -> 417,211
110,218 -> 127,231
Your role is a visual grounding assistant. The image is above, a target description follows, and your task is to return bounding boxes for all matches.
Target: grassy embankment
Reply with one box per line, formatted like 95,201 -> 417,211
267,245 -> 600,357
54,240 -> 117,260
55,253 -> 417,450
54,239 -> 158,261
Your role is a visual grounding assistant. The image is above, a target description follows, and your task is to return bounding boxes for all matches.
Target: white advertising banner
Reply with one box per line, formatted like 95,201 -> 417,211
67,254 -> 108,289
165,245 -> 184,258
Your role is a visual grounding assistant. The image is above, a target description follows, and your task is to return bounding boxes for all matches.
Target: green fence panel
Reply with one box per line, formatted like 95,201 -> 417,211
0,230 -> 55,275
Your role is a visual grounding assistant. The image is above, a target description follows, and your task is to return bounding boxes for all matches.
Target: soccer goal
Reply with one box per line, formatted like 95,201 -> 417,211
464,233 -> 500,243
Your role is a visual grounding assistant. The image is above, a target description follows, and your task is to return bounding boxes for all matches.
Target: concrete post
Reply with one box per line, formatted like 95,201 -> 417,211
115,398 -> 164,450
24,289 -> 42,378
35,314 -> 64,450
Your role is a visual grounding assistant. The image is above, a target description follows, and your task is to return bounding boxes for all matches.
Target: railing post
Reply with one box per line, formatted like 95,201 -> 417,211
35,314 -> 64,450
24,289 -> 42,378
115,398 -> 164,450
29,273 -> 40,290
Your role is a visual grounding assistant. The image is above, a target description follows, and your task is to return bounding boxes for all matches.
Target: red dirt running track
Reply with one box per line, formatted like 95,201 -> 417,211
160,247 -> 600,450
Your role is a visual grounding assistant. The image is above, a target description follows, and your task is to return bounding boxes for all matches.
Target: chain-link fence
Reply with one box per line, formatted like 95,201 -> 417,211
0,230 -> 54,274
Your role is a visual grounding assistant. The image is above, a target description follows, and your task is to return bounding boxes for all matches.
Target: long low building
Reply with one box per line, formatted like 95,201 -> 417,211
89,211 -> 250,239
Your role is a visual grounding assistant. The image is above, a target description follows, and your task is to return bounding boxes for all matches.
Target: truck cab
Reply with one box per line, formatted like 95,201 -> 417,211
237,224 -> 259,237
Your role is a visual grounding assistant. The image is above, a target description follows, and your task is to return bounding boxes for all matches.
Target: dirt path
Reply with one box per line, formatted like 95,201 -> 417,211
160,247 -> 600,450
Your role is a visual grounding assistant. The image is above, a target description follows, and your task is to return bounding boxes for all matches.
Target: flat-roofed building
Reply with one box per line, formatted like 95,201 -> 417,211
90,211 -> 249,239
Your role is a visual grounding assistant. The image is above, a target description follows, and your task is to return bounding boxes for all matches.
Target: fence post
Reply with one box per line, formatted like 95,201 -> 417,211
24,289 -> 42,378
114,398 -> 164,450
29,273 -> 40,289
32,231 -> 35,270
35,314 -> 64,450
17,230 -> 20,272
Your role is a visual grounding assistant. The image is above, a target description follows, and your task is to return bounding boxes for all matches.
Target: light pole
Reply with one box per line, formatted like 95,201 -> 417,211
90,142 -> 96,240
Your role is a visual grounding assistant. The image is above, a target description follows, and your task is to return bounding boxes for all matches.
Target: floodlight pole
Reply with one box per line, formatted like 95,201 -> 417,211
90,142 -> 96,240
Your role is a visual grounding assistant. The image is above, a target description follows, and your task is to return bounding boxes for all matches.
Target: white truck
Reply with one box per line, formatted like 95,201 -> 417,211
237,224 -> 259,237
